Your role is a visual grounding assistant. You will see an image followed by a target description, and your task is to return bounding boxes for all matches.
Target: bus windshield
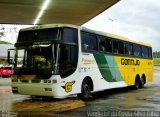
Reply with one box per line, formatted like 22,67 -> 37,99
14,45 -> 53,78
14,27 -> 78,79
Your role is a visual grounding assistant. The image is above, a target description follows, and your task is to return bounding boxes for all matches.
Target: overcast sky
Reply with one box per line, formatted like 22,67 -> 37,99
83,0 -> 160,51
0,0 -> 160,51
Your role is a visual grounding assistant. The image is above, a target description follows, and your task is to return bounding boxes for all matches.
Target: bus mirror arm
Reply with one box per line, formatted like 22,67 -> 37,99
7,49 -> 15,64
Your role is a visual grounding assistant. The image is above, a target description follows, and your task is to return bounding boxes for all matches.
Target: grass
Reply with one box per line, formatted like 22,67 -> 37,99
0,41 -> 12,44
154,66 -> 160,71
154,58 -> 160,66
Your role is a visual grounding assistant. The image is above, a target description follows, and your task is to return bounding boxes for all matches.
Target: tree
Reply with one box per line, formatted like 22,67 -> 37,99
0,24 -> 18,43
0,25 -> 5,40
0,32 -> 5,40
153,51 -> 160,58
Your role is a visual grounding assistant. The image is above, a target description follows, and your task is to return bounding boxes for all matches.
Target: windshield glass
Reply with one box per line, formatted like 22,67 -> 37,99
17,28 -> 59,44
26,45 -> 52,69
14,27 -> 78,79
14,45 -> 53,76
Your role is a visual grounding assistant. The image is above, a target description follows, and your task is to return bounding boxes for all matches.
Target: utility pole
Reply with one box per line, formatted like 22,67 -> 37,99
109,18 -> 115,33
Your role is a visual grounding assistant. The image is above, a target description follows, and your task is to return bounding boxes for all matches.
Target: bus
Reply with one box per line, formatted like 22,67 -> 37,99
8,24 -> 153,100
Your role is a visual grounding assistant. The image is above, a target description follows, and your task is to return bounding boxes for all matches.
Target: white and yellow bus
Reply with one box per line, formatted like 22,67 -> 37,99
8,24 -> 153,99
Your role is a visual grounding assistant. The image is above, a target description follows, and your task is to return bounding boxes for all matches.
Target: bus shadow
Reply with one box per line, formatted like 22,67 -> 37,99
88,86 -> 141,101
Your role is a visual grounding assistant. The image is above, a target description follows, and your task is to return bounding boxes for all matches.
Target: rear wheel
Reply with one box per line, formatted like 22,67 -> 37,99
140,78 -> 145,88
77,79 -> 91,100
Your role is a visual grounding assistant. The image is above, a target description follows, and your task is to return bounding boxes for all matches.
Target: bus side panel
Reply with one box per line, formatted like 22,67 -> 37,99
92,53 -> 127,90
115,56 -> 154,86
140,59 -> 154,83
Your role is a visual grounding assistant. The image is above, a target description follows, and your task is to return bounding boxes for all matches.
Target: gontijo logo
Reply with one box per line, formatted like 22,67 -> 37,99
121,58 -> 140,66
65,81 -> 75,92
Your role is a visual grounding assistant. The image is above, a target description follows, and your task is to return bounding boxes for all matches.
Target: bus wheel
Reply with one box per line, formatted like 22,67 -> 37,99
77,79 -> 91,100
134,77 -> 140,89
140,78 -> 145,88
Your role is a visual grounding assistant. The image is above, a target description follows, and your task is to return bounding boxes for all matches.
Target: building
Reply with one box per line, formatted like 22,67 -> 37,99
0,44 -> 14,64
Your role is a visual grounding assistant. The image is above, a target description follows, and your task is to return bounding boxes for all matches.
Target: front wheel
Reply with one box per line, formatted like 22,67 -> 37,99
77,79 -> 91,100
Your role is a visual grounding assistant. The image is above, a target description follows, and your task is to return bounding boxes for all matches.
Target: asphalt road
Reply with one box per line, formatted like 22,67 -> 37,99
62,69 -> 160,116
0,68 -> 160,117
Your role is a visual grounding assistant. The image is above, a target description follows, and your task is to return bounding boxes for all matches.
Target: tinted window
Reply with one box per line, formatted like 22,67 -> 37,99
125,43 -> 133,55
59,44 -> 78,78
98,36 -> 112,52
133,44 -> 141,57
81,32 -> 97,51
98,36 -> 106,51
149,47 -> 152,58
142,46 -> 149,58
62,28 -> 78,43
113,40 -> 119,54
113,40 -> 124,54
18,28 -> 59,43
18,31 -> 35,43
119,41 -> 124,54
37,28 -> 58,42
106,38 -> 112,52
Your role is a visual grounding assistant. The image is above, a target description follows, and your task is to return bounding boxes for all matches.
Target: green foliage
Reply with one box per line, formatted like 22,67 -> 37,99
0,41 -> 12,44
153,51 -> 160,58
154,58 -> 160,66
0,60 -> 9,66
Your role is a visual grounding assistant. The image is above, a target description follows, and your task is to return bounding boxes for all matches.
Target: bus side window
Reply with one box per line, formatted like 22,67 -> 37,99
149,47 -> 152,59
133,44 -> 141,57
106,38 -> 112,52
119,41 -> 124,54
113,40 -> 119,54
125,43 -> 133,55
81,32 -> 90,50
82,44 -> 89,50
142,46 -> 149,58
59,44 -> 78,78
98,36 -> 106,52
62,28 -> 78,43
81,31 -> 97,51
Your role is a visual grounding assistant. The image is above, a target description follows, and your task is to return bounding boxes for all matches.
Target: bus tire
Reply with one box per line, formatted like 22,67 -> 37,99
134,76 -> 140,89
140,76 -> 145,88
77,79 -> 91,100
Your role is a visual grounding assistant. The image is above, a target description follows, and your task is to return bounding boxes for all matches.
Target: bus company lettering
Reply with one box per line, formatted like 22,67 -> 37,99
121,58 -> 140,66
82,58 -> 95,65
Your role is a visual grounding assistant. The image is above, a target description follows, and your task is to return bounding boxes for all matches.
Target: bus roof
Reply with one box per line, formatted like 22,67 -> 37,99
19,24 -> 152,47
82,27 -> 152,47
20,24 -> 79,31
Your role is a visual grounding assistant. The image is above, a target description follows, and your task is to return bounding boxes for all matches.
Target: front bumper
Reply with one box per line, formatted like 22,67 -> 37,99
11,83 -> 67,97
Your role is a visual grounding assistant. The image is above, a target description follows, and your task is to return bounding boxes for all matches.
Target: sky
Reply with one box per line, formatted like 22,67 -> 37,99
0,0 -> 160,51
83,0 -> 160,51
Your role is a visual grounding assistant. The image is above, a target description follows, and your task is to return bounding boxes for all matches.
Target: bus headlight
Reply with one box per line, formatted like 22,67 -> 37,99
44,80 -> 51,83
52,80 -> 57,83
